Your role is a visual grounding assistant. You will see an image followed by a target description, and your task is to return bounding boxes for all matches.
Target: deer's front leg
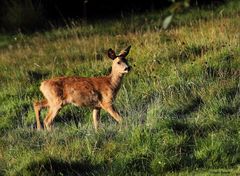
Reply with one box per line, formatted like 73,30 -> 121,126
93,108 -> 101,131
101,104 -> 123,124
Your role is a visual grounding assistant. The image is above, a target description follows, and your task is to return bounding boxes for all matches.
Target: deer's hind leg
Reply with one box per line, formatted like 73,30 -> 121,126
43,100 -> 63,131
33,99 -> 49,130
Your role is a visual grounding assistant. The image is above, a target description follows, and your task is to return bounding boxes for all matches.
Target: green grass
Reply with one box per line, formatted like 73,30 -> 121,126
0,1 -> 240,175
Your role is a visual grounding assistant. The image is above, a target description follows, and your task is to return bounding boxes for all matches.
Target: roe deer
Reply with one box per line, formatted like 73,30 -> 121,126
33,46 -> 132,131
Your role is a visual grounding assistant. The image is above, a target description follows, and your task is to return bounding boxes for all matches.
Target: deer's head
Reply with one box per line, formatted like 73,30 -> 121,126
108,46 -> 131,75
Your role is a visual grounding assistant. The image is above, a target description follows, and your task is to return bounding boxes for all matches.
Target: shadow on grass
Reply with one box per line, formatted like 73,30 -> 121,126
55,106 -> 91,128
163,118 -> 223,169
0,164 -> 5,176
27,70 -> 49,83
218,105 -> 240,116
17,157 -> 104,176
169,118 -> 221,138
125,154 -> 152,173
171,97 -> 204,118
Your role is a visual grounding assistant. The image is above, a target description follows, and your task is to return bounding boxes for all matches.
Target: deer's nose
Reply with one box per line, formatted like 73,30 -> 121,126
124,66 -> 131,72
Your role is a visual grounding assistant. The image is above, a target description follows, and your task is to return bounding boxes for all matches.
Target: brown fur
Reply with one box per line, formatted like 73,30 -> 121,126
33,46 -> 131,130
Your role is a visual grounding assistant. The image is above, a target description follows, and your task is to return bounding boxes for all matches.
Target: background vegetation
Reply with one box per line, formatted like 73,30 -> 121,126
0,0 -> 225,32
0,0 -> 240,175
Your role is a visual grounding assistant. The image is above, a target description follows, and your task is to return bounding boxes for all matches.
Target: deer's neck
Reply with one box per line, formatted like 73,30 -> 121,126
109,72 -> 124,92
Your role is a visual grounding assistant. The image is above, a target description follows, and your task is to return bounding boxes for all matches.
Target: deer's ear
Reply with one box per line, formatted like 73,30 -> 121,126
108,48 -> 117,60
119,45 -> 131,57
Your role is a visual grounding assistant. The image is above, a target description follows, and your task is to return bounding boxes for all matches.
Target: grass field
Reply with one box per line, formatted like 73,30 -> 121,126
0,1 -> 240,175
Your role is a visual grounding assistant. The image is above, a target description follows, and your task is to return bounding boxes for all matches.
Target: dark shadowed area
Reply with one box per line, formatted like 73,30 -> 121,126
0,0 -> 225,32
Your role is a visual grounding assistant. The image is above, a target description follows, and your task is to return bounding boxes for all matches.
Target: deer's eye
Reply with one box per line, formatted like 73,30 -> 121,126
117,61 -> 121,64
